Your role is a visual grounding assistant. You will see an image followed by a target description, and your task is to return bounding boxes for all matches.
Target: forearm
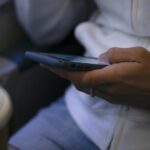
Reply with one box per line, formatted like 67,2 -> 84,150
15,0 -> 95,45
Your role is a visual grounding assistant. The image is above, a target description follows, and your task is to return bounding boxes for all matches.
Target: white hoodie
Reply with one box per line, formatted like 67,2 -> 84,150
15,0 -> 150,149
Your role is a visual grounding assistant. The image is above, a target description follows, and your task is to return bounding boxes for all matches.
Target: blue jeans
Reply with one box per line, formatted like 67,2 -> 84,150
8,98 -> 99,150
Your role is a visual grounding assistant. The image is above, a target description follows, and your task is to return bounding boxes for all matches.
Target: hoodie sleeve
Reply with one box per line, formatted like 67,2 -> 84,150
14,0 -> 95,45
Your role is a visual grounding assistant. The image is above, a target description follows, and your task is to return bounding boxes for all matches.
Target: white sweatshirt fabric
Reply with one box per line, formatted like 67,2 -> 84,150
15,0 -> 150,149
15,0 -> 94,44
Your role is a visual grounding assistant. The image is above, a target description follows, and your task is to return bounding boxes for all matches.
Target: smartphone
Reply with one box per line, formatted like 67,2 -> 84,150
25,51 -> 108,71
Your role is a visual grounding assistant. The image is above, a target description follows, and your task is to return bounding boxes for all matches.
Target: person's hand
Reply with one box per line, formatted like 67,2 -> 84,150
47,47 -> 150,109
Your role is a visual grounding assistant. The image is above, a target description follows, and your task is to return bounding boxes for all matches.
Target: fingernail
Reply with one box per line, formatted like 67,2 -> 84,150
99,53 -> 110,64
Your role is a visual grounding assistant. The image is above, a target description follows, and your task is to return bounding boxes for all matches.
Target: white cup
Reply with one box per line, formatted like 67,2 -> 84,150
0,86 -> 12,150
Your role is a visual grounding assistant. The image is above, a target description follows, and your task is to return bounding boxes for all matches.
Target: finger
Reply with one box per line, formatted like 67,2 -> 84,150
100,47 -> 148,64
75,82 -> 150,108
78,61 -> 141,86
74,84 -> 114,99
89,87 -> 118,103
47,61 -> 141,88
92,87 -> 132,105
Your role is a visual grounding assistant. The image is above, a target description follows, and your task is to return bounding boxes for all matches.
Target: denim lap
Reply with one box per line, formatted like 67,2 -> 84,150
9,98 -> 99,150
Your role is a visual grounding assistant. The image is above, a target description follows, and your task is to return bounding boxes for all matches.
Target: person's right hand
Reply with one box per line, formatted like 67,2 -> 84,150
45,47 -> 150,109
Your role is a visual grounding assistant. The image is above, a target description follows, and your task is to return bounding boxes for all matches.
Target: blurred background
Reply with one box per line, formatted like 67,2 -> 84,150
0,0 -> 88,149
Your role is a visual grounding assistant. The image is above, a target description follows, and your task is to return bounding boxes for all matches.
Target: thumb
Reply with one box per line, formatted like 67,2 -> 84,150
99,47 -> 147,64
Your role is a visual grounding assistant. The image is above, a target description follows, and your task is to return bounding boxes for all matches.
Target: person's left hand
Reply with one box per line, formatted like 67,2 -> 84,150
46,47 -> 150,109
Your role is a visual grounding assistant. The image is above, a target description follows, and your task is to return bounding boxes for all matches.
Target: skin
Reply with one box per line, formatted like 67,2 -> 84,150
46,47 -> 150,109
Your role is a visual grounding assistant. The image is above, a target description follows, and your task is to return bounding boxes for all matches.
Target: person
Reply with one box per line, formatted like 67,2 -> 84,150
8,0 -> 150,149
